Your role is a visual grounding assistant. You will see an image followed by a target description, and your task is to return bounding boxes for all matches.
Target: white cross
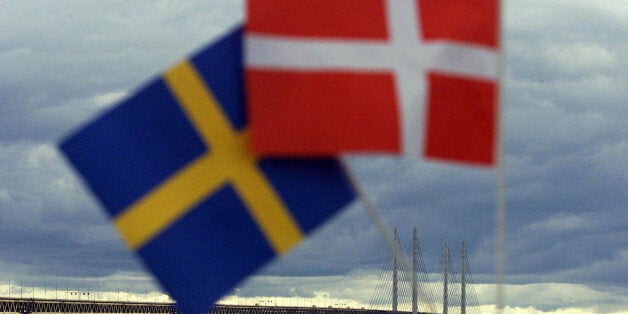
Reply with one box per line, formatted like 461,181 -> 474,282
246,0 -> 499,156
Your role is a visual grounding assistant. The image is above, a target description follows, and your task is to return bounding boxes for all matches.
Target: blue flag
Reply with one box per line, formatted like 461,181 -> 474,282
60,27 -> 355,314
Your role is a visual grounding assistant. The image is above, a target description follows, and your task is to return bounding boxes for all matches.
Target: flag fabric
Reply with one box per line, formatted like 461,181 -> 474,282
60,27 -> 355,314
245,0 -> 500,166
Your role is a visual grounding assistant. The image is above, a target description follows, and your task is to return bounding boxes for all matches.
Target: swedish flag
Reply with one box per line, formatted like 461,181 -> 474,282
60,27 -> 355,314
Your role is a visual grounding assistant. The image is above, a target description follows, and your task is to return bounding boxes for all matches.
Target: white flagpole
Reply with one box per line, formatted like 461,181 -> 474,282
495,158 -> 507,314
339,158 -> 396,255
495,0 -> 507,312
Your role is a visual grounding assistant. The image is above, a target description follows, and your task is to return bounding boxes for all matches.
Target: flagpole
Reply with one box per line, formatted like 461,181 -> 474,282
339,157 -> 396,255
495,0 -> 507,312
495,155 -> 506,314
339,157 -> 436,313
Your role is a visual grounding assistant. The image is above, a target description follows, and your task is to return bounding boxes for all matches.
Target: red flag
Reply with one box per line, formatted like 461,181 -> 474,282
246,0 -> 500,166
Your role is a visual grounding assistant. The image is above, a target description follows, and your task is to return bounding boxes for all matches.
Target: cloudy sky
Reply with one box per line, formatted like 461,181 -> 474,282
0,1 -> 626,313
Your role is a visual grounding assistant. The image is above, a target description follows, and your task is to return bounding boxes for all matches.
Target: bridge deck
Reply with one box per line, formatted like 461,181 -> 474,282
0,298 -> 431,314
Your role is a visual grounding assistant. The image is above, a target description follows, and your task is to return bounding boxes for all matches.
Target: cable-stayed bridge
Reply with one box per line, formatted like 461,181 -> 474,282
1,228 -> 475,314
368,228 -> 480,314
0,298 -> 434,314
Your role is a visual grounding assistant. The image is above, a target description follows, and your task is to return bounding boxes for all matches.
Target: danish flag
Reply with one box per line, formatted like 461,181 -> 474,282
246,0 -> 500,166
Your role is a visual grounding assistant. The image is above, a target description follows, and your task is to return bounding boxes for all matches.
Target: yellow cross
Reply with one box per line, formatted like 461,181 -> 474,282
113,60 -> 304,254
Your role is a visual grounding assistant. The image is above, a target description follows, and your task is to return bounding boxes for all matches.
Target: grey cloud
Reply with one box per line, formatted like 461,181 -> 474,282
496,207 -> 627,285
0,1 -> 242,143
0,143 -> 141,278
0,1 -> 626,312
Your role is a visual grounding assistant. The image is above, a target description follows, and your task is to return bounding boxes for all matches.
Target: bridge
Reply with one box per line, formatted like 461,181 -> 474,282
1,229 -> 476,314
0,297 -> 174,313
0,297 -> 432,314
